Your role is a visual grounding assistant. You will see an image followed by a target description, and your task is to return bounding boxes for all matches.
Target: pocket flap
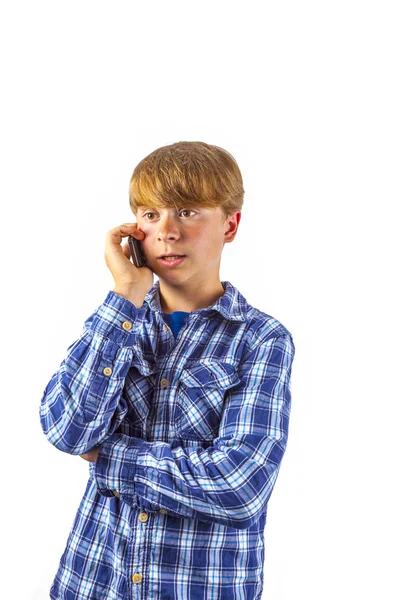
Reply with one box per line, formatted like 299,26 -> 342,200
180,360 -> 240,390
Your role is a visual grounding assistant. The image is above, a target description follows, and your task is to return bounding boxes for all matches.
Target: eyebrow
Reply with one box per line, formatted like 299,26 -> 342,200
139,206 -> 201,213
137,207 -> 157,214
138,206 -> 164,211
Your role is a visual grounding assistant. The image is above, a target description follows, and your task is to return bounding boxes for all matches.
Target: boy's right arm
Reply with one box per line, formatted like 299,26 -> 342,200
39,223 -> 153,455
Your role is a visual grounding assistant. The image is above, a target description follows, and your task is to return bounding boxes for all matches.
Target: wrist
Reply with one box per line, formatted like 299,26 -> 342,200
112,285 -> 145,308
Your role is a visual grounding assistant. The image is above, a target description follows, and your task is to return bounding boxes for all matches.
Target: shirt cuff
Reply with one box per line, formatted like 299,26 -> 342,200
83,291 -> 141,346
94,433 -> 145,498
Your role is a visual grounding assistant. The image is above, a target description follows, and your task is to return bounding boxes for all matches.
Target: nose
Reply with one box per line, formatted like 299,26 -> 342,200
156,213 -> 180,242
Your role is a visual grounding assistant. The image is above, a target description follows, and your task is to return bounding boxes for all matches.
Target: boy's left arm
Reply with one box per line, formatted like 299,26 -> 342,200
93,333 -> 295,530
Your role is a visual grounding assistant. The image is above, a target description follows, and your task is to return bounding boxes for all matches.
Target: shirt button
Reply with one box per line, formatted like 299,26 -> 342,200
138,512 -> 148,522
160,378 -> 169,388
132,573 -> 142,583
103,367 -> 112,376
163,324 -> 169,332
112,489 -> 120,497
159,508 -> 168,514
122,320 -> 133,331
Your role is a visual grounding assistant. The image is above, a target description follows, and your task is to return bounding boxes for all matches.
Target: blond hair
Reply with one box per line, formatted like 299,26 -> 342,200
129,141 -> 244,221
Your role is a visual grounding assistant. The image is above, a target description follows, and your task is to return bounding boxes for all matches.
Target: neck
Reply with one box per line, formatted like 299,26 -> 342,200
159,280 -> 225,313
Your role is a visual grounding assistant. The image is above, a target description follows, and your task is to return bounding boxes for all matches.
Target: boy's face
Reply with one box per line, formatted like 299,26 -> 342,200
135,204 -> 241,286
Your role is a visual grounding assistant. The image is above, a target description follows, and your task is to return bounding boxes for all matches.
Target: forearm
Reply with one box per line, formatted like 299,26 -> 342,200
39,291 -> 140,454
94,430 -> 287,529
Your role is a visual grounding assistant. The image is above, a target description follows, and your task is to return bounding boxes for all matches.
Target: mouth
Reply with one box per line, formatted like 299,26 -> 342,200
157,255 -> 186,267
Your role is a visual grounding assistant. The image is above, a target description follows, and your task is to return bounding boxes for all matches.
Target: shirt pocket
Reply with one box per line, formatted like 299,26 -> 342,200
174,360 -> 241,441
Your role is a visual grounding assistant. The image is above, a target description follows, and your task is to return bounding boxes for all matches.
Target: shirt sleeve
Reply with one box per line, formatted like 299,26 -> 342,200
39,291 -> 140,455
94,334 -> 295,530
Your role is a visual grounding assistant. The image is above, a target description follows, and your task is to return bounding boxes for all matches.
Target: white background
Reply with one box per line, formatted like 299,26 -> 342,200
1,1 -> 399,598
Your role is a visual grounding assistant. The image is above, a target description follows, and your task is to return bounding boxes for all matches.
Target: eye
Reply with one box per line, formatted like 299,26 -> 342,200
143,212 -> 157,221
142,209 -> 196,221
179,209 -> 196,218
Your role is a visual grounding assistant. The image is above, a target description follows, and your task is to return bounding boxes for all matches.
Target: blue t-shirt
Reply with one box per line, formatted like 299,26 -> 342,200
162,311 -> 190,339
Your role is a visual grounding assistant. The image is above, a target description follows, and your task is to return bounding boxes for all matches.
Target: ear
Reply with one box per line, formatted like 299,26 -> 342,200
224,211 -> 241,244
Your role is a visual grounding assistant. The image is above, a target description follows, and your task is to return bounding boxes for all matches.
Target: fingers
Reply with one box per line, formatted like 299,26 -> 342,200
104,222 -> 150,286
106,223 -> 145,249
120,223 -> 145,239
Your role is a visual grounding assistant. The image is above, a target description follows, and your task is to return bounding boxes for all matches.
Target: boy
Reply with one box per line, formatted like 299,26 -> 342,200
40,141 -> 295,600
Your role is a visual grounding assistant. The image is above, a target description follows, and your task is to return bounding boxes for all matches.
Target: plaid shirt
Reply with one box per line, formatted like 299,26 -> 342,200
40,280 -> 295,600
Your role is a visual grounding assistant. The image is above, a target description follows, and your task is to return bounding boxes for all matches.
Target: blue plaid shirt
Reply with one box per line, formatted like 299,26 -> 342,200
40,280 -> 295,600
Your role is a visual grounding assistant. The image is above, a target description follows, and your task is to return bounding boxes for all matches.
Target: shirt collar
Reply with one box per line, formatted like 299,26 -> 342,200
142,280 -> 248,322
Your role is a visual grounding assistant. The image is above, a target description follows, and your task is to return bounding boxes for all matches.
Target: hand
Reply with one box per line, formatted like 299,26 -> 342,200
105,223 -> 154,294
80,447 -> 100,462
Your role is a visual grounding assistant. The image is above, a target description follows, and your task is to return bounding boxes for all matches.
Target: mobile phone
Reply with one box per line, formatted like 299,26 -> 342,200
128,235 -> 147,268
